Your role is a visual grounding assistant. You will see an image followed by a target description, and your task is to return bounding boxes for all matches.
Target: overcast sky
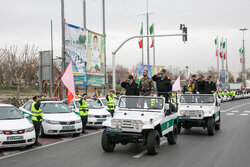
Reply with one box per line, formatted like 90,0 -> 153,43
1,0 -> 250,74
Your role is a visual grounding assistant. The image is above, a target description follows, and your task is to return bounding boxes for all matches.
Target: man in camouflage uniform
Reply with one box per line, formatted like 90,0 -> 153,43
139,70 -> 154,96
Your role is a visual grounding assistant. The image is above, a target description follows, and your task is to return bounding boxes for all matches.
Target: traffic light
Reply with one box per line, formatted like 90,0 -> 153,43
183,27 -> 187,42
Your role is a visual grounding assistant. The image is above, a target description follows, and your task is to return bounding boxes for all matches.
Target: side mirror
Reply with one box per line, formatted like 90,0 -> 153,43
69,106 -> 75,110
164,103 -> 169,110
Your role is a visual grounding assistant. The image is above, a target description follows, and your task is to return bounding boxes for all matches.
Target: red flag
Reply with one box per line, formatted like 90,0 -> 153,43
138,40 -> 143,48
130,69 -> 134,76
150,40 -> 153,48
219,52 -> 222,59
61,59 -> 75,104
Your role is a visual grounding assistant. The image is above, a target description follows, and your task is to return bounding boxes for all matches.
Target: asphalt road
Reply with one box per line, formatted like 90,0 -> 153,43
1,99 -> 250,167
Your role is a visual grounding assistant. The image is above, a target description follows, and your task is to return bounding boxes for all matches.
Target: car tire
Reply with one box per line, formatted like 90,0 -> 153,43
177,124 -> 181,134
215,118 -> 220,130
146,130 -> 160,155
207,118 -> 215,136
167,124 -> 178,145
101,130 -> 116,152
39,125 -> 46,138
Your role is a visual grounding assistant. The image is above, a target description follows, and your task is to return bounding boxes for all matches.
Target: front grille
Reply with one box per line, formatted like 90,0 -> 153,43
59,129 -> 76,133
121,126 -> 134,129
95,115 -> 108,118
94,122 -> 103,125
3,140 -> 26,145
3,129 -> 25,135
59,121 -> 75,125
187,110 -> 198,117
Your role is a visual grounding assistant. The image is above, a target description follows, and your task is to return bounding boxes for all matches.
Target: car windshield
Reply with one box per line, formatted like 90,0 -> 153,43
118,97 -> 164,110
75,100 -> 102,109
180,95 -> 214,104
0,107 -> 23,120
100,99 -> 108,106
41,103 -> 71,113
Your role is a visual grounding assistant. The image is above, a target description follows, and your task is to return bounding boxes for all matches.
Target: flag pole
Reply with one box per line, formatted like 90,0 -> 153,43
216,36 -> 219,81
221,38 -> 224,71
142,22 -> 144,65
153,23 -> 155,66
225,38 -> 228,71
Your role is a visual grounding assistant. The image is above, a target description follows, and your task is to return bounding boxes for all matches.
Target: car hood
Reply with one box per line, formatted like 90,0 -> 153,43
0,118 -> 33,130
179,105 -> 214,111
43,112 -> 80,121
113,110 -> 163,122
88,108 -> 110,115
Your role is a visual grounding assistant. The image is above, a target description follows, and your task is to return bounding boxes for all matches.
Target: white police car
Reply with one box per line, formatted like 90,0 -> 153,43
0,103 -> 36,148
67,99 -> 111,127
19,100 -> 82,137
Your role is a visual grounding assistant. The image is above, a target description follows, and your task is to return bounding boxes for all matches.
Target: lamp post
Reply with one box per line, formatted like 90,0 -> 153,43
240,28 -> 248,87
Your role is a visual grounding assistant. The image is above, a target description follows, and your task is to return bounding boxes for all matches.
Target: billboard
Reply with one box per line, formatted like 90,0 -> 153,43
151,66 -> 165,76
65,23 -> 87,86
86,30 -> 105,86
137,65 -> 152,84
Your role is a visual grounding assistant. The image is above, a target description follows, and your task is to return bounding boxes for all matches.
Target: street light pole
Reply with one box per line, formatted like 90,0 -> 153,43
112,33 -> 186,90
61,0 -> 66,99
240,28 -> 248,87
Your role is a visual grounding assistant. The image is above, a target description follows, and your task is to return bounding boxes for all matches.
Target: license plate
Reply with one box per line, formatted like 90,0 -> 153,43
106,128 -> 122,133
179,116 -> 190,119
7,136 -> 23,140
97,119 -> 106,122
62,126 -> 75,130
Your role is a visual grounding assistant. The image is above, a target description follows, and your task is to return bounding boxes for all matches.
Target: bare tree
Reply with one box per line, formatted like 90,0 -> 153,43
3,45 -> 39,106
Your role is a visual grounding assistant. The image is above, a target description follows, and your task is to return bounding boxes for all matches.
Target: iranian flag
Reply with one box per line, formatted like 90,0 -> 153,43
138,23 -> 143,48
149,24 -> 154,48
214,37 -> 218,56
223,41 -> 226,60
239,48 -> 243,63
61,59 -> 75,104
219,40 -> 223,59
130,69 -> 134,76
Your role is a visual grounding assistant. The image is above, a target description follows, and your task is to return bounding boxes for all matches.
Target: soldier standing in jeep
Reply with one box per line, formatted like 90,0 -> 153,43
139,70 -> 154,96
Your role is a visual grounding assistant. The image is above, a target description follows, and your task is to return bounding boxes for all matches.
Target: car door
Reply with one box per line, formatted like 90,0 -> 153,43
19,101 -> 33,119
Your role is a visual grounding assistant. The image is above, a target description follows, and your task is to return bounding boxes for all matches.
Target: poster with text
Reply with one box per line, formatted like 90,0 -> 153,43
65,23 -> 87,86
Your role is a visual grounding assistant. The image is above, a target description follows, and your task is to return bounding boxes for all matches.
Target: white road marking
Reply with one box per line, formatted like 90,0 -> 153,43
240,113 -> 249,116
226,113 -> 234,116
0,130 -> 102,160
2,150 -> 20,156
244,111 -> 250,113
133,140 -> 167,158
223,102 -> 250,112
231,110 -> 239,113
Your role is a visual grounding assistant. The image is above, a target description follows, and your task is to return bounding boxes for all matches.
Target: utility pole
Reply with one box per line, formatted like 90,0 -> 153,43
146,0 -> 150,65
83,0 -> 86,28
221,38 -> 224,71
50,20 -> 54,97
152,23 -> 156,66
216,36 -> 219,81
102,0 -> 107,94
240,28 -> 248,87
61,0 -> 66,99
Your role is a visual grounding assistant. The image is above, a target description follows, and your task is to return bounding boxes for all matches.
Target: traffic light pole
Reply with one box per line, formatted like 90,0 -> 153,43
112,33 -> 186,91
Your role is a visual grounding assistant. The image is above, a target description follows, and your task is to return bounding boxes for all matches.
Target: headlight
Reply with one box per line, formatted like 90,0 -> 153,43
44,119 -> 60,125
132,120 -> 143,127
198,110 -> 204,115
180,110 -> 187,116
25,127 -> 34,132
75,119 -> 81,123
88,114 -> 95,118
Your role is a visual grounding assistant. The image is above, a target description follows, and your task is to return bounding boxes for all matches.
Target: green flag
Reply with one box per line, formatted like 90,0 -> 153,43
223,41 -> 226,48
214,38 -> 217,45
149,24 -> 154,34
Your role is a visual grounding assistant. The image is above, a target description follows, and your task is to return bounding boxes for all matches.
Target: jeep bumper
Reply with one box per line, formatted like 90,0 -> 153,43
107,132 -> 145,143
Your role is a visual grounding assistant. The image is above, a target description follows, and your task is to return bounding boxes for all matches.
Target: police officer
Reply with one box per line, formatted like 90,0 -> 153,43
152,69 -> 172,101
31,96 -> 43,146
79,94 -> 88,134
75,90 -> 82,99
106,91 -> 115,117
139,70 -> 154,96
121,75 -> 139,96
204,76 -> 216,94
197,75 -> 205,94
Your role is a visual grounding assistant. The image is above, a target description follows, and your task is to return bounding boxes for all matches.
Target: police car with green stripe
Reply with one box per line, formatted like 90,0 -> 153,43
178,94 -> 221,136
102,96 -> 178,155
